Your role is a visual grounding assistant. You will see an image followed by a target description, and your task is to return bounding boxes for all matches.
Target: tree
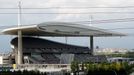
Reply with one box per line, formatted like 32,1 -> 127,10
71,61 -> 79,75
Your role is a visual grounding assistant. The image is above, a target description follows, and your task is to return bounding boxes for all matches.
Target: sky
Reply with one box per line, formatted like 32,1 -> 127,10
0,0 -> 134,52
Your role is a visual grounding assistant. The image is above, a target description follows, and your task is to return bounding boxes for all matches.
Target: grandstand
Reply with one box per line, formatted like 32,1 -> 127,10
11,37 -> 107,64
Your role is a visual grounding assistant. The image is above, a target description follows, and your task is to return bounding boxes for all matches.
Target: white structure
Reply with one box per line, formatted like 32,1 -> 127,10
0,53 -> 12,64
2,22 -> 125,37
0,56 -> 3,64
15,64 -> 71,72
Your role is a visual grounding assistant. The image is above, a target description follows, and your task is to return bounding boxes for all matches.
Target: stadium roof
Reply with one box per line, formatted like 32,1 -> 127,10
1,22 -> 126,37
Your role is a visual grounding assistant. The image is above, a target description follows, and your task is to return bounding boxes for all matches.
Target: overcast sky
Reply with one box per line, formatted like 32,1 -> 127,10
0,0 -> 134,52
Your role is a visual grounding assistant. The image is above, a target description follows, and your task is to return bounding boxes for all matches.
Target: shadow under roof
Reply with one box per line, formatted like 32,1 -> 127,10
1,22 -> 126,37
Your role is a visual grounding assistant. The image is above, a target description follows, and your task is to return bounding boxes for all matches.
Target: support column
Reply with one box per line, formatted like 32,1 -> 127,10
18,30 -> 23,64
15,49 -> 18,64
17,1 -> 23,64
90,36 -> 94,55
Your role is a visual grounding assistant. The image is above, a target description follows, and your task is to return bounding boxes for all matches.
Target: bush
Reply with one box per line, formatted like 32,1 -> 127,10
71,61 -> 134,75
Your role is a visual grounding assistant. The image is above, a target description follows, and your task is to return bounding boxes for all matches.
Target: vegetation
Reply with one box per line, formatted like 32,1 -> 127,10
0,61 -> 133,75
126,52 -> 134,58
71,61 -> 79,75
71,61 -> 134,75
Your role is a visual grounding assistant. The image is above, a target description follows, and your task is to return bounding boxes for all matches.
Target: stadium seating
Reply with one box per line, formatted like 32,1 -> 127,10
11,37 -> 107,64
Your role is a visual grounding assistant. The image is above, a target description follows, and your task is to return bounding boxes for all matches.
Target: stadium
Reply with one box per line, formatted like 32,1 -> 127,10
0,22 -> 125,71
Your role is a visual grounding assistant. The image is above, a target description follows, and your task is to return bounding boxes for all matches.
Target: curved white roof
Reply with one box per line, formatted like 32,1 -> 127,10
1,22 -> 126,37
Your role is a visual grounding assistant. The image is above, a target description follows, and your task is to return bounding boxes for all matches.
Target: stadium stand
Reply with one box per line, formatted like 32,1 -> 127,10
11,37 -> 107,64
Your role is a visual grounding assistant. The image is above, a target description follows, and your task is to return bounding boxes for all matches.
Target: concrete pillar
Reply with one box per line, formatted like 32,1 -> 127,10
17,1 -> 23,64
18,30 -> 23,64
15,49 -> 18,64
90,36 -> 94,55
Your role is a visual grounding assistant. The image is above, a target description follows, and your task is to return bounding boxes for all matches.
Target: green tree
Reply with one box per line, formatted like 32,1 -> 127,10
71,61 -> 79,74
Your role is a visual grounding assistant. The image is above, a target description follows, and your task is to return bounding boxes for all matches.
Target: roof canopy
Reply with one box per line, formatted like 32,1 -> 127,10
1,22 -> 126,37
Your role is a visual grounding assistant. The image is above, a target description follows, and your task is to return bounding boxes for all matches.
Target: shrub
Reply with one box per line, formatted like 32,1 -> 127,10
70,61 -> 134,75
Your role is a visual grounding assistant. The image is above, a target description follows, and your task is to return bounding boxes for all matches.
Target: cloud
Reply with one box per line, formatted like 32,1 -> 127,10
0,0 -> 134,22
0,0 -> 134,50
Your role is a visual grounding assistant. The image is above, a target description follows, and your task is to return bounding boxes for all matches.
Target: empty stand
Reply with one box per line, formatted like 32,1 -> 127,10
11,37 -> 107,64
